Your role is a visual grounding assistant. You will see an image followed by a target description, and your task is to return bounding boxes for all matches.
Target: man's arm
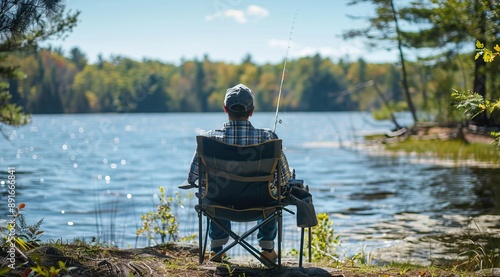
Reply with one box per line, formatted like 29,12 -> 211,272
279,151 -> 291,186
266,129 -> 292,186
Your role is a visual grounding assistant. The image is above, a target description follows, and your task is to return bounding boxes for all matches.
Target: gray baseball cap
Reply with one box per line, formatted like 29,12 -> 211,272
224,84 -> 255,112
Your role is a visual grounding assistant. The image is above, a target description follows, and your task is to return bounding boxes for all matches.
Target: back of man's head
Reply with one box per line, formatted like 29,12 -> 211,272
224,84 -> 255,118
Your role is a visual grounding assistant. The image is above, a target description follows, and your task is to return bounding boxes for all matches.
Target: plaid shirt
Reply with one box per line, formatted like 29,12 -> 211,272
187,120 -> 291,187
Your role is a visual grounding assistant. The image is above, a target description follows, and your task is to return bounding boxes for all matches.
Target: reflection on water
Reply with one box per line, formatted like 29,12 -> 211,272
0,112 -> 498,264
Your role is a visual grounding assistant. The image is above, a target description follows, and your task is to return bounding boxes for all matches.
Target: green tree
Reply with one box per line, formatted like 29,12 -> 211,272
134,60 -> 173,113
254,63 -> 280,111
307,55 -> 344,111
452,41 -> 500,133
194,58 -> 207,112
400,0 -> 499,126
0,0 -> 79,127
344,0 -> 418,124
25,50 -> 78,113
68,47 -> 88,71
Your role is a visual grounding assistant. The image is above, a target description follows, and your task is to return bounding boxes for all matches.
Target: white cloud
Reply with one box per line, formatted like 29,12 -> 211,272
205,5 -> 269,24
205,9 -> 246,23
247,5 -> 269,18
224,9 -> 247,24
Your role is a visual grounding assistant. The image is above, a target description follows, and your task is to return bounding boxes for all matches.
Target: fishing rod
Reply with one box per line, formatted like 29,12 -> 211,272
273,12 -> 297,133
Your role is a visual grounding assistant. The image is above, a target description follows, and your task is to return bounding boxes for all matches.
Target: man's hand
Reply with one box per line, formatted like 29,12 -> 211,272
178,180 -> 198,189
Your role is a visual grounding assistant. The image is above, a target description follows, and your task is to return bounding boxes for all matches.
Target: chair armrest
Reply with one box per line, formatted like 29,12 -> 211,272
286,179 -> 304,188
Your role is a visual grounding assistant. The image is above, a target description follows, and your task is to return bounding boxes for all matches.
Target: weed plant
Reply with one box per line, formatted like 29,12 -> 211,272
304,213 -> 341,263
136,186 -> 196,245
454,220 -> 500,271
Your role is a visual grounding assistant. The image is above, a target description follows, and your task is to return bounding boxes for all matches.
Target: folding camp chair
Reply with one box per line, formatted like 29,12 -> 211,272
194,136 -> 311,268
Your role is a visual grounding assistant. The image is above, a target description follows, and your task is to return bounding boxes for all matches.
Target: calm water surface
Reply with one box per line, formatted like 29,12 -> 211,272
1,112 -> 498,263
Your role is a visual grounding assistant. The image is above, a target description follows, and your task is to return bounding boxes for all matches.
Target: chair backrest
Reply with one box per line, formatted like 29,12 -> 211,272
196,136 -> 282,209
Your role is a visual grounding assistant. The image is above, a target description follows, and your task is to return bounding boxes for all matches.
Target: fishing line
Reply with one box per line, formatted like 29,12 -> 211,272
273,12 -> 297,133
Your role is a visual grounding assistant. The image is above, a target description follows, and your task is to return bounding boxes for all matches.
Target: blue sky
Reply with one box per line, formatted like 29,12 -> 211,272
48,0 -> 398,65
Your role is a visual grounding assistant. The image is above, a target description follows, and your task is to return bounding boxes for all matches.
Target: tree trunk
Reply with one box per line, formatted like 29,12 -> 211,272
473,53 -> 487,126
389,0 -> 418,124
472,2 -> 488,126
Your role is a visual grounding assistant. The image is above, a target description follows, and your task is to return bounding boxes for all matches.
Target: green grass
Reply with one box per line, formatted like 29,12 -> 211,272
382,138 -> 500,165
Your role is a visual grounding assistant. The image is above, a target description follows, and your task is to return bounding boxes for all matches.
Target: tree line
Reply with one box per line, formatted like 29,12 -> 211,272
5,49 -> 400,114
3,44 -> 497,123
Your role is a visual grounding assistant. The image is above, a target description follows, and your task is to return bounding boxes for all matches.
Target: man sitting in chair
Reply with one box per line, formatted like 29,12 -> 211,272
186,83 -> 292,262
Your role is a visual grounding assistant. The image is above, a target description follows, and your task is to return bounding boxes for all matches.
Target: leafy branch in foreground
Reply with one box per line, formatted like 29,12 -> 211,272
475,40 -> 500,63
451,89 -> 500,121
451,40 -> 500,146
137,187 -> 196,244
0,91 -> 31,126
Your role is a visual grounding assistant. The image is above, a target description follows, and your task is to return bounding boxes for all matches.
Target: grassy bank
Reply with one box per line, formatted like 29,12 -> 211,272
3,213 -> 499,277
384,139 -> 499,165
365,126 -> 500,167
2,241 -> 497,277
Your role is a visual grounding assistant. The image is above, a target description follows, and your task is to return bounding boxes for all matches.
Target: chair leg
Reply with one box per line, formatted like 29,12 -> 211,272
305,185 -> 313,263
198,210 -> 203,264
308,227 -> 312,262
202,218 -> 210,262
278,209 -> 282,267
299,227 -> 304,267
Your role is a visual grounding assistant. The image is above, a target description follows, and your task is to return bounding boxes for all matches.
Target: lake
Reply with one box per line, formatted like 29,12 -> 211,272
1,112 -> 499,264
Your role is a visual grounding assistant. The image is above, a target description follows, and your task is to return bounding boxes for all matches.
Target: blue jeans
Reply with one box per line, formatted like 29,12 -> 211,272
209,218 -> 277,251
